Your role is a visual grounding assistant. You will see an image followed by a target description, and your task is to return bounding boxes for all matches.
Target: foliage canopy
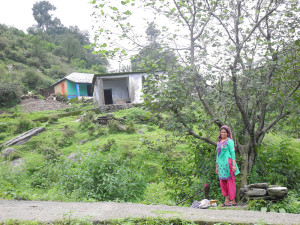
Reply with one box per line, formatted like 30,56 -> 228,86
91,0 -> 300,185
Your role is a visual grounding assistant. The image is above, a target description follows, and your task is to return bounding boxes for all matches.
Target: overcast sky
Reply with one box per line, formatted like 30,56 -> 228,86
0,0 -> 96,37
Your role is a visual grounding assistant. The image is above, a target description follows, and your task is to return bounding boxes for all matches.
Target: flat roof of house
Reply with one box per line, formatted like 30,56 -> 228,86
92,71 -> 147,84
94,71 -> 146,77
52,72 -> 94,86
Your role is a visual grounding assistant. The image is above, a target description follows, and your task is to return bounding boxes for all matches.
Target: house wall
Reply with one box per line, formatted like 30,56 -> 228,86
79,83 -> 88,96
93,77 -> 105,108
53,80 -> 67,96
93,73 -> 146,108
103,78 -> 129,104
67,80 -> 78,99
128,74 -> 143,103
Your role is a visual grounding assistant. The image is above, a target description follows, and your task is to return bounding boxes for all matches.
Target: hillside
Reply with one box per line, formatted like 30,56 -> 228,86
0,98 -> 299,217
0,24 -> 108,108
0,99 -> 195,206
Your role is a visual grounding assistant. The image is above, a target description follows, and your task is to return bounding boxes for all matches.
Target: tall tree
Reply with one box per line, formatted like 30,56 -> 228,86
91,0 -> 300,185
32,1 -> 62,32
131,22 -> 177,72
61,32 -> 82,63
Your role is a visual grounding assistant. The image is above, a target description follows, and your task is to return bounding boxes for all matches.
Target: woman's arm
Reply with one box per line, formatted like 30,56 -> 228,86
216,163 -> 219,174
228,139 -> 237,173
232,160 -> 236,173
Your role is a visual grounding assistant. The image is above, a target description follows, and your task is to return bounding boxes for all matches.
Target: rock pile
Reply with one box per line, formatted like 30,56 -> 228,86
21,95 -> 39,100
97,103 -> 138,113
94,113 -> 125,125
240,183 -> 288,201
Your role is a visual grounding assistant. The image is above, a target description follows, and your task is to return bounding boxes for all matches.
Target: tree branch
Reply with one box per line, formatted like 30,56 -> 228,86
230,1 -> 252,135
211,13 -> 236,45
173,0 -> 192,32
173,108 -> 217,146
240,6 -> 278,48
257,81 -> 300,143
193,0 -> 218,41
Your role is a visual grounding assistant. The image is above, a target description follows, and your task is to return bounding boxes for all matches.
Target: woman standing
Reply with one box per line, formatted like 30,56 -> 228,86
216,125 -> 240,206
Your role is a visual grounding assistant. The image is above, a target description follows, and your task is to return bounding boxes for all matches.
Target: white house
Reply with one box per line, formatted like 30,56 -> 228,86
92,72 -> 147,108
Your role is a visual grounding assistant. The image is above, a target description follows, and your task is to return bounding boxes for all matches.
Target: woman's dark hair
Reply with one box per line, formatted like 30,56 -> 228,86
220,127 -> 229,134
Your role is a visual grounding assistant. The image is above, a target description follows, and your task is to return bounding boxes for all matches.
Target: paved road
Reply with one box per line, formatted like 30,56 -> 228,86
0,200 -> 299,224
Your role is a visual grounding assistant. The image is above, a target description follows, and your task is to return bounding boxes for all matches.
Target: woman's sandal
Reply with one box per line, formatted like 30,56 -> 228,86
221,203 -> 230,207
222,203 -> 236,207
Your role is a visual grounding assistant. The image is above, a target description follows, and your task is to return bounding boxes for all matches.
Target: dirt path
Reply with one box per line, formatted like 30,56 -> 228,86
0,200 -> 299,224
21,98 -> 69,113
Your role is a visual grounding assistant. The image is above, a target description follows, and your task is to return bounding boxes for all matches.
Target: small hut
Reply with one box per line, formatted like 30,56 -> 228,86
52,72 -> 94,99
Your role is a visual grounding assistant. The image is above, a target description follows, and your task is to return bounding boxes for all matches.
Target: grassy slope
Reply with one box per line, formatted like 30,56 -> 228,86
0,102 -> 188,205
0,102 -> 299,211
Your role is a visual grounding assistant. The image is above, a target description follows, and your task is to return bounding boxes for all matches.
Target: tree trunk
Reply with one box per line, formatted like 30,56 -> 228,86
237,143 -> 256,186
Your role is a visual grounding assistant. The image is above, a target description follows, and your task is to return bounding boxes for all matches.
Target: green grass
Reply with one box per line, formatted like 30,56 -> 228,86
0,102 -> 190,204
0,102 -> 299,213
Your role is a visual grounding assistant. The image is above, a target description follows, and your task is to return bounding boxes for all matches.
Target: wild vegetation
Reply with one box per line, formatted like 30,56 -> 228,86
0,101 -> 299,215
92,0 -> 300,187
0,2 -> 299,225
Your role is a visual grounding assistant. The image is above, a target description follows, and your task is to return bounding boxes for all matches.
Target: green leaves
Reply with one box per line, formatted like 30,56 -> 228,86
57,151 -> 147,202
124,10 -> 132,15
110,6 -> 118,11
121,0 -> 130,5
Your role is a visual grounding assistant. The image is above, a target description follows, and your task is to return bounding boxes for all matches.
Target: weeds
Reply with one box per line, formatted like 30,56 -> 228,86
48,116 -> 58,124
247,195 -> 300,214
126,121 -> 136,133
13,117 -> 35,134
0,104 -> 299,213
0,122 -> 8,132
108,120 -> 124,133
79,112 -> 95,130
102,139 -> 116,152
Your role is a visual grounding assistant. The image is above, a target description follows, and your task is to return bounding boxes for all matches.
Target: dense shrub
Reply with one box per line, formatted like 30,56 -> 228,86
57,125 -> 76,147
125,107 -> 148,123
188,138 -> 225,202
5,50 -> 27,63
247,194 -> 300,214
45,65 -> 66,80
0,164 -> 22,199
0,133 -> 6,141
102,139 -> 116,152
78,112 -> 95,130
13,117 -> 35,134
22,69 -> 41,90
87,125 -> 96,137
126,121 -> 136,133
0,82 -> 22,107
0,123 -> 8,133
96,124 -> 108,136
108,120 -> 124,133
249,139 -> 300,191
62,125 -> 76,139
38,145 -> 62,162
57,151 -> 147,202
0,36 -> 9,49
48,116 -> 59,124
